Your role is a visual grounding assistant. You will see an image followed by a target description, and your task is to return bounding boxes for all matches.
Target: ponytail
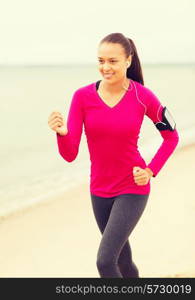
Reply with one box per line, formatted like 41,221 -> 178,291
126,38 -> 144,85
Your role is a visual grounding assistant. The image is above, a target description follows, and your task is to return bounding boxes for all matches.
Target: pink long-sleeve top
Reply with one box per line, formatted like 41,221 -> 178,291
56,79 -> 179,197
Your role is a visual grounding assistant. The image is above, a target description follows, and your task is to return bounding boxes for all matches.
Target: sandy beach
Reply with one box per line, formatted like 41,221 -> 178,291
0,144 -> 194,278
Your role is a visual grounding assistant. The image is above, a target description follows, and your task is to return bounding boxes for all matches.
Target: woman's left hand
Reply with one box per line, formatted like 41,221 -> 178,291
133,166 -> 153,185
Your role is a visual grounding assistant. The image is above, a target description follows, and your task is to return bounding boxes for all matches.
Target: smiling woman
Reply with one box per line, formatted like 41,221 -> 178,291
49,32 -> 179,278
96,39 -> 141,107
98,45 -> 130,80
97,35 -> 144,95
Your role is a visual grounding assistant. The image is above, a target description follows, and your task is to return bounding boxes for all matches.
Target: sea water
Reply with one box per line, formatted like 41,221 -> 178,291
0,64 -> 194,217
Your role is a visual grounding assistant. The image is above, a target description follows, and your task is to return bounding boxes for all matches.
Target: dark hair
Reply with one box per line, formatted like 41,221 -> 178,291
99,33 -> 144,85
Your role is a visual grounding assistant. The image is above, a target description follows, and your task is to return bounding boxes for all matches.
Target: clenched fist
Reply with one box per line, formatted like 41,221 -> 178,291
48,111 -> 68,136
133,166 -> 153,185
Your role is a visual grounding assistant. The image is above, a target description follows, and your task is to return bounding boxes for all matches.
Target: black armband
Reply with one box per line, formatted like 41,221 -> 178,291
154,106 -> 176,131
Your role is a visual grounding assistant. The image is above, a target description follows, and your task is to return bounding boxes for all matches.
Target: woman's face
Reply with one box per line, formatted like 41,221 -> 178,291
97,42 -> 131,84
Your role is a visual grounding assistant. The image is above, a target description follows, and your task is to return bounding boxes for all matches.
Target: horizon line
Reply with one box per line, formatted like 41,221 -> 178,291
0,62 -> 194,67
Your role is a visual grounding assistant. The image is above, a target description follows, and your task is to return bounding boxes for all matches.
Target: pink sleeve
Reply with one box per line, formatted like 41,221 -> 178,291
143,87 -> 179,177
56,90 -> 84,162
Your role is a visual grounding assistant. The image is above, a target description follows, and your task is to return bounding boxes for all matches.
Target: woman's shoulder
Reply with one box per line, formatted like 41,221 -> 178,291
132,80 -> 160,105
74,81 -> 95,96
132,79 -> 154,95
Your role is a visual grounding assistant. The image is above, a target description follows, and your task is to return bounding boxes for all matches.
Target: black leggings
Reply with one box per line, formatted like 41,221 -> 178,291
90,193 -> 149,278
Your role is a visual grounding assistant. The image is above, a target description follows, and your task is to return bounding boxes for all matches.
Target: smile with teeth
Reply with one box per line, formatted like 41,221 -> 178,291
103,73 -> 114,78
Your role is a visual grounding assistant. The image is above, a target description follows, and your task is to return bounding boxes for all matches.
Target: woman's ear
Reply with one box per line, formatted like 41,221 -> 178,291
126,56 -> 132,67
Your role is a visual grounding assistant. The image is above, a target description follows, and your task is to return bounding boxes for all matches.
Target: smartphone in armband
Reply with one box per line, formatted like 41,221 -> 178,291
154,106 -> 176,131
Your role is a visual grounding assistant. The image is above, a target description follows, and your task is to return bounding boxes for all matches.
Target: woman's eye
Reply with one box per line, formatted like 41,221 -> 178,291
98,61 -> 116,63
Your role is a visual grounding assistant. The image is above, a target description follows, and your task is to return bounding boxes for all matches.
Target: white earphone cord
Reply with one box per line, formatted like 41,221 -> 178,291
122,62 -> 166,126
127,80 -> 166,125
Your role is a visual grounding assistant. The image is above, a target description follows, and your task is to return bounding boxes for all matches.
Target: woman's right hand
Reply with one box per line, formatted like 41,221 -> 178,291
48,111 -> 68,136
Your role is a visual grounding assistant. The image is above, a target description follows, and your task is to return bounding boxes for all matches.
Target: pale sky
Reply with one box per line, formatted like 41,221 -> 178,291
0,0 -> 194,64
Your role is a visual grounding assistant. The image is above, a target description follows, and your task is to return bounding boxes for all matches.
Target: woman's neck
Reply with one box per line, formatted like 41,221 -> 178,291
101,78 -> 130,94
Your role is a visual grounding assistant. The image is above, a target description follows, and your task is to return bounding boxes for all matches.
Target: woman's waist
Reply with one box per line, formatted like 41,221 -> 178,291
90,149 -> 144,163
90,156 -> 147,176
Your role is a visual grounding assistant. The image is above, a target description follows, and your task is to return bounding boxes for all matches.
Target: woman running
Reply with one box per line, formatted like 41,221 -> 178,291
48,32 -> 179,278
